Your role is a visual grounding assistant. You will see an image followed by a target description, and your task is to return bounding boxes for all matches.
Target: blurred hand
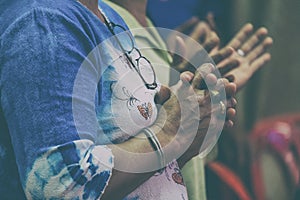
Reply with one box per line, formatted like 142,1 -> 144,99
168,20 -> 273,91
175,18 -> 220,53
218,24 -> 273,90
168,18 -> 220,72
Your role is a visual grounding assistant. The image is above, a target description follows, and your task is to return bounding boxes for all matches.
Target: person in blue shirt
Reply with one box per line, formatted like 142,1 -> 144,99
0,0 -> 237,199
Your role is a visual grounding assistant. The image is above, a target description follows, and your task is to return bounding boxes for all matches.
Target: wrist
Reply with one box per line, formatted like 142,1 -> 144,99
148,124 -> 184,166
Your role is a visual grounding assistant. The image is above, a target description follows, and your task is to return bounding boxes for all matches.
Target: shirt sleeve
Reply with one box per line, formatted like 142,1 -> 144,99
0,7 -> 113,199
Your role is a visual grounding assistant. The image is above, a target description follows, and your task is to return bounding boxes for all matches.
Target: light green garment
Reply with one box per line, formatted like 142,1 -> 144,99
104,1 -> 208,200
181,156 -> 206,200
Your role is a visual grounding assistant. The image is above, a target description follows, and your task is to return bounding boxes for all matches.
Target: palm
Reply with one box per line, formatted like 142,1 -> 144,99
225,51 -> 253,89
216,23 -> 273,90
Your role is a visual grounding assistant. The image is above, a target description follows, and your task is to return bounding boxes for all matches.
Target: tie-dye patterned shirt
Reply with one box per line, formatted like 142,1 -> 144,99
0,0 -> 187,199
0,0 -> 140,199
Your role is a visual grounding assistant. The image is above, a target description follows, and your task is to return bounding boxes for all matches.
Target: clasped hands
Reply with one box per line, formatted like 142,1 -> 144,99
154,62 -> 236,165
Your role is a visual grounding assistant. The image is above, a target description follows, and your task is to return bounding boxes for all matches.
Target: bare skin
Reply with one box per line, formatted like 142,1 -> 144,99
77,1 -> 237,199
92,1 -> 272,199
221,23 -> 273,90
107,0 -> 272,91
102,67 -> 236,200
172,19 -> 273,90
110,0 -> 148,27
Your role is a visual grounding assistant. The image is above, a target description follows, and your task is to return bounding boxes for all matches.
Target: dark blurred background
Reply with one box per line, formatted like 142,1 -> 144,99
228,0 -> 300,131
212,1 -> 300,199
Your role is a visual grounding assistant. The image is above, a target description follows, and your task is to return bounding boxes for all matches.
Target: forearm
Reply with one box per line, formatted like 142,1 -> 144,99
102,126 -> 179,199
100,168 -> 154,200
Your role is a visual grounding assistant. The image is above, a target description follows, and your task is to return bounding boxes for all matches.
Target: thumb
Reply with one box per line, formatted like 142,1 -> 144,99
180,71 -> 194,83
169,71 -> 194,94
192,63 -> 216,89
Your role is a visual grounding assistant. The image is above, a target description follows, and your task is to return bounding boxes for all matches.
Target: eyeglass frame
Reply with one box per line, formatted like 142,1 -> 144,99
99,8 -> 158,90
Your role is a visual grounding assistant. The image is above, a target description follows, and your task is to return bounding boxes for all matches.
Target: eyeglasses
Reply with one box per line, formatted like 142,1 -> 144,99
99,8 -> 158,90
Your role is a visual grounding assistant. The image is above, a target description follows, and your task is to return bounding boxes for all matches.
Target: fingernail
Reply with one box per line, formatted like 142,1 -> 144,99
231,98 -> 237,107
199,63 -> 215,75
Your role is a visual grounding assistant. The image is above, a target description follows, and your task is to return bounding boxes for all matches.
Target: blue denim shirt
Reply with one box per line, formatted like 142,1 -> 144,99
0,0 -> 130,199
